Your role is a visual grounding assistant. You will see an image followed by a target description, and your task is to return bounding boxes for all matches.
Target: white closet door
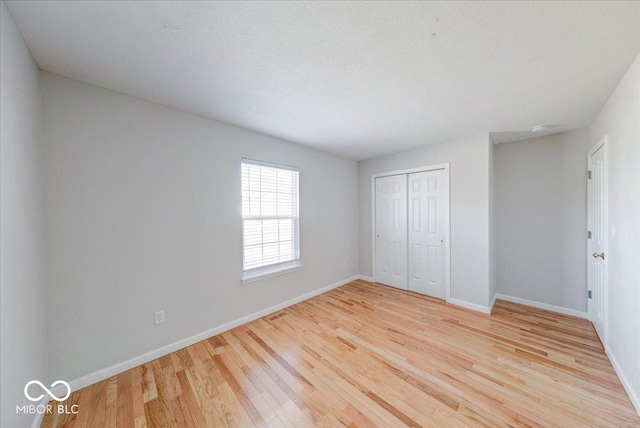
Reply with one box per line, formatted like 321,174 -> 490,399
375,175 -> 408,290
408,170 -> 447,299
588,144 -> 606,342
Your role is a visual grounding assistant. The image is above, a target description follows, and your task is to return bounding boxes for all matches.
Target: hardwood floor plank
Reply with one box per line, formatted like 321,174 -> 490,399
365,391 -> 421,428
215,341 -> 285,426
42,281 -> 640,427
147,361 -> 178,428
104,376 -> 118,428
86,379 -> 108,427
182,366 -> 228,427
175,371 -> 208,428
131,367 -> 148,428
140,363 -> 158,404
211,353 -> 264,426
116,372 -> 134,428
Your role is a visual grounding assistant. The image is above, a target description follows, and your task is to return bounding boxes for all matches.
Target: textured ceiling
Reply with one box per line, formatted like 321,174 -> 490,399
6,1 -> 640,160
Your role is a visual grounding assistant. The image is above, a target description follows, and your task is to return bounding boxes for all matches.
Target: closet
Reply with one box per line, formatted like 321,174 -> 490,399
373,166 -> 449,300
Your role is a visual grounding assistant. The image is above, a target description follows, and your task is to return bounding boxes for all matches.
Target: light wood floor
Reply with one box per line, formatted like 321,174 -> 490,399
42,280 -> 639,427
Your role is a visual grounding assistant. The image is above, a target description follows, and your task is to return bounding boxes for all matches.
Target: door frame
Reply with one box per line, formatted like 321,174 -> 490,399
587,137 -> 609,346
371,163 -> 451,302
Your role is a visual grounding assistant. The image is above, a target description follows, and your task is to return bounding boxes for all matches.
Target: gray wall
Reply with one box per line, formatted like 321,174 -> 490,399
589,52 -> 640,413
359,134 -> 492,308
495,129 -> 589,311
1,3 -> 48,427
41,72 -> 360,383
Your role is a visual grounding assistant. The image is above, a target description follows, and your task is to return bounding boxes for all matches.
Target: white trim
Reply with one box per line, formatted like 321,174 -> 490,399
448,298 -> 491,314
356,275 -> 374,282
241,261 -> 302,283
494,294 -> 587,318
443,167 -> 451,303
371,163 -> 451,302
371,177 -> 376,283
489,293 -> 497,313
62,275 -> 359,394
605,346 -> 640,417
370,163 -> 450,178
241,157 -> 299,172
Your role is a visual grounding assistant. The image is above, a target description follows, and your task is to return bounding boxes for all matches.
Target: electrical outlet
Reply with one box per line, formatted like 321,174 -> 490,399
154,310 -> 165,325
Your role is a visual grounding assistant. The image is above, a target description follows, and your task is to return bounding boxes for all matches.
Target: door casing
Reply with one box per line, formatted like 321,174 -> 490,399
371,163 -> 451,302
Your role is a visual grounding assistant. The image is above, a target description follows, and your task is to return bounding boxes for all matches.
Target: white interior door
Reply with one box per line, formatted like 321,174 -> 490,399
408,170 -> 448,299
375,175 -> 408,290
587,143 -> 606,343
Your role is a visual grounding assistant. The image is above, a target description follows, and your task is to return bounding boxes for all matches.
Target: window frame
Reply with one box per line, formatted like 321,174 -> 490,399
240,158 -> 301,283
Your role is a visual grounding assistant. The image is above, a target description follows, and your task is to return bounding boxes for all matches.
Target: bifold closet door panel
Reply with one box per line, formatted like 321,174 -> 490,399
374,174 -> 408,290
408,170 -> 447,299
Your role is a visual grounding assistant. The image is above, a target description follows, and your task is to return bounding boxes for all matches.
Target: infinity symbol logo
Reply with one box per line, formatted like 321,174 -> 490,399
24,380 -> 71,402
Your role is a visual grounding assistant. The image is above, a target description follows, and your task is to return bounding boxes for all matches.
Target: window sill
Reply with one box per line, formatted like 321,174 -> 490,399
241,262 -> 303,284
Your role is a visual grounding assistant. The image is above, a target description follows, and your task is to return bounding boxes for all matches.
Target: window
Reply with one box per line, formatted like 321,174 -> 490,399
241,158 -> 300,282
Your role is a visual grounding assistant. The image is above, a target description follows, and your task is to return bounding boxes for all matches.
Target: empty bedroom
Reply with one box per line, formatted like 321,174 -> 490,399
1,1 -> 639,427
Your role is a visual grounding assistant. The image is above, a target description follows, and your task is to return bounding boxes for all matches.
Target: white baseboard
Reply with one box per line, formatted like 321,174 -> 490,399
606,346 -> 640,417
448,298 -> 491,314
489,293 -> 497,313
494,294 -> 587,318
63,275 -> 359,394
356,275 -> 374,282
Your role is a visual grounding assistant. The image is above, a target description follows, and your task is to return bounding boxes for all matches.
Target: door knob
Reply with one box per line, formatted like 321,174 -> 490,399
593,252 -> 605,260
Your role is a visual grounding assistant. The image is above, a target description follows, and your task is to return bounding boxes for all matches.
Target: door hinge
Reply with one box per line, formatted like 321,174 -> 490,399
588,290 -> 592,299
588,170 -> 592,179
588,230 -> 592,239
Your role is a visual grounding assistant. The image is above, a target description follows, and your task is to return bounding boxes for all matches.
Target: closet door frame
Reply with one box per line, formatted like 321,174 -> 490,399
371,163 -> 451,302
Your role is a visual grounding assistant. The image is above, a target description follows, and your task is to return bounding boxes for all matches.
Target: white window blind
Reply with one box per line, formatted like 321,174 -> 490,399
241,159 -> 300,277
